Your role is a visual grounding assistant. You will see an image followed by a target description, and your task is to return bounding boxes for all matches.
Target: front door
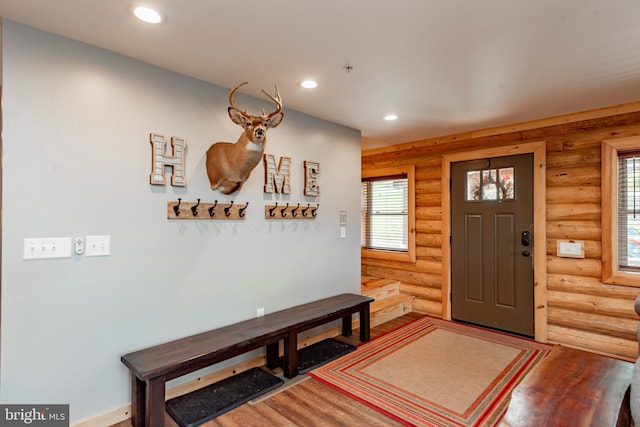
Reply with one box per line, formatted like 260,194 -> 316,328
451,154 -> 534,336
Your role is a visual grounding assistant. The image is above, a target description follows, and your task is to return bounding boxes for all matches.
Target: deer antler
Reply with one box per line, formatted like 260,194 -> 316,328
261,85 -> 282,118
228,81 -> 249,114
207,81 -> 285,194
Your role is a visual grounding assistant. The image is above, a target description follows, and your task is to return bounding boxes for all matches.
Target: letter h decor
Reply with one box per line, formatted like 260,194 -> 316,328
149,133 -> 187,186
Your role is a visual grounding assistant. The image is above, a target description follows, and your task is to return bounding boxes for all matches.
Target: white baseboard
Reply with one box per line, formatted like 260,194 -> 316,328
72,325 -> 345,427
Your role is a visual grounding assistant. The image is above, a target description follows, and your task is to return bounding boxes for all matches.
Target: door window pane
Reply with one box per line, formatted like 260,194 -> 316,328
466,167 -> 516,201
499,167 -> 515,200
466,171 -> 481,200
482,170 -> 498,200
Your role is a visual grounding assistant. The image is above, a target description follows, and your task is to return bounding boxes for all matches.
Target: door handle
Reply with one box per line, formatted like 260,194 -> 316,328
522,251 -> 531,257
521,231 -> 531,246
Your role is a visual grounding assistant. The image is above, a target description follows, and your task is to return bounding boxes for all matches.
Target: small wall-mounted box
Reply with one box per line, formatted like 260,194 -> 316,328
557,239 -> 585,259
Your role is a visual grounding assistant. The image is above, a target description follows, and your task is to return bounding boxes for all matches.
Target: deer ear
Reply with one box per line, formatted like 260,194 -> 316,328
228,107 -> 247,126
266,112 -> 284,129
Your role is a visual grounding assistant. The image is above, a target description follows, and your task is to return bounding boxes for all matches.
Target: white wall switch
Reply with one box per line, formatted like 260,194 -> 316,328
86,235 -> 111,257
24,237 -> 72,260
257,308 -> 265,317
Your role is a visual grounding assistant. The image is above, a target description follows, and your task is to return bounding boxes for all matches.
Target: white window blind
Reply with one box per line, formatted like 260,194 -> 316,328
361,175 -> 408,252
617,151 -> 640,271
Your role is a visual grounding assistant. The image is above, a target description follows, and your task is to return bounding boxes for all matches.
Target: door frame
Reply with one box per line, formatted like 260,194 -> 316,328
442,141 -> 547,341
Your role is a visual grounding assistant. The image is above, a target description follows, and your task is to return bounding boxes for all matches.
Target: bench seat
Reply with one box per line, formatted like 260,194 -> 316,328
500,345 -> 633,426
121,293 -> 373,427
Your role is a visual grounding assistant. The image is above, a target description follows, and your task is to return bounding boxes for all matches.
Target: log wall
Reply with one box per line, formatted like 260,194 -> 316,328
362,105 -> 640,360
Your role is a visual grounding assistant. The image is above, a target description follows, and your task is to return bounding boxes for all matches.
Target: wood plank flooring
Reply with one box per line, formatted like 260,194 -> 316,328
112,312 -> 634,426
112,313 -> 423,427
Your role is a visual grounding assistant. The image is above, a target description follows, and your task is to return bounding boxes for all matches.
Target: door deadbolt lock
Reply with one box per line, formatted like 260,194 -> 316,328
522,250 -> 531,257
521,231 -> 531,246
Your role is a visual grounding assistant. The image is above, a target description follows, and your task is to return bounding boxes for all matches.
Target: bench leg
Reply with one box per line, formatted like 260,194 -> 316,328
341,315 -> 353,337
266,342 -> 280,369
131,376 -> 145,427
146,377 -> 166,427
283,331 -> 298,379
360,303 -> 371,342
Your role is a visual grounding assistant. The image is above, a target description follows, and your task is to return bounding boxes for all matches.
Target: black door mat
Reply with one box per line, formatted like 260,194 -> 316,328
295,338 -> 357,374
166,367 -> 283,427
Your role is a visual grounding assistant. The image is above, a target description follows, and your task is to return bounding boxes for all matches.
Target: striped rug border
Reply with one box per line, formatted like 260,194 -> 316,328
309,316 -> 552,427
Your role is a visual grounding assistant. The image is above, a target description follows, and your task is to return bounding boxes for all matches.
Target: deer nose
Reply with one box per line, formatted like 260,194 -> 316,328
255,128 -> 265,137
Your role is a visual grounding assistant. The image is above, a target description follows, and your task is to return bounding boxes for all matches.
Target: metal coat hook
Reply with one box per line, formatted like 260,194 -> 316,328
311,204 -> 319,217
302,203 -> 311,217
224,201 -> 234,217
208,200 -> 218,217
291,203 -> 300,218
173,198 -> 182,216
168,199 -> 246,221
269,202 -> 278,217
191,199 -> 201,216
281,202 -> 289,217
238,202 -> 249,217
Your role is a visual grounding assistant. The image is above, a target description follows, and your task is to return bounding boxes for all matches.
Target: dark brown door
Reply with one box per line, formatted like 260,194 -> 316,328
451,154 -> 534,336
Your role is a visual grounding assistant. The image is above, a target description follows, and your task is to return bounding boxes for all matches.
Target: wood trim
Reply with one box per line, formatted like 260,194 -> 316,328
361,165 -> 417,264
441,141 -> 547,341
471,101 -> 640,138
363,101 -> 640,156
601,136 -> 640,287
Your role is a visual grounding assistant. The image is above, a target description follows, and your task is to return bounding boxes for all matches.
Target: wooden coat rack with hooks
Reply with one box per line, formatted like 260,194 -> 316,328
167,199 -> 249,220
264,203 -> 318,220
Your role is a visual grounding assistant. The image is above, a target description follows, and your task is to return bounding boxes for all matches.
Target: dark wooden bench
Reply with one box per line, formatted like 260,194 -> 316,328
500,345 -> 633,427
121,293 -> 373,427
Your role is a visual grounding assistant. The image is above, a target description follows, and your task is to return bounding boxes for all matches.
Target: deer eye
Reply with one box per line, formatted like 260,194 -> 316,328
245,121 -> 252,127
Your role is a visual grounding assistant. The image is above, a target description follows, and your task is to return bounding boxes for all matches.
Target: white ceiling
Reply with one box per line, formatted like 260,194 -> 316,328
1,0 -> 640,150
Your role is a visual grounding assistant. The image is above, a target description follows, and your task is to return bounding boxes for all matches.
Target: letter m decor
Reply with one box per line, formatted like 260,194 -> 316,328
263,154 -> 291,194
149,133 -> 187,186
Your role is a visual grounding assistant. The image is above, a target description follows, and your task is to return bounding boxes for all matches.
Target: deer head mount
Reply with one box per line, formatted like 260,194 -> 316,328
206,81 -> 284,194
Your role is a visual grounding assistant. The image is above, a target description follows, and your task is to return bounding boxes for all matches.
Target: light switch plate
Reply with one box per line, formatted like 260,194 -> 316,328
86,235 -> 111,257
24,237 -> 72,260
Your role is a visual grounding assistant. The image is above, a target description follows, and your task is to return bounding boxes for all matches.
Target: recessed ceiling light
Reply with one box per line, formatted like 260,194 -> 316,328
133,6 -> 164,24
299,80 -> 318,89
384,114 -> 399,121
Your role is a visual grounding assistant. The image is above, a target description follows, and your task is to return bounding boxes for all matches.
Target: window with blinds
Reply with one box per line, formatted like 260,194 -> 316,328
618,151 -> 640,271
361,175 -> 408,252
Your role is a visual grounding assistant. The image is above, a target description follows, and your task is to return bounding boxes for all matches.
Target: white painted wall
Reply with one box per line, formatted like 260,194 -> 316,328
0,21 -> 361,422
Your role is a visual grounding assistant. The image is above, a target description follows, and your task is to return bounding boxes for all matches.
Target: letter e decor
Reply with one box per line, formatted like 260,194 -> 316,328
149,133 -> 187,186
304,161 -> 320,196
205,82 -> 284,194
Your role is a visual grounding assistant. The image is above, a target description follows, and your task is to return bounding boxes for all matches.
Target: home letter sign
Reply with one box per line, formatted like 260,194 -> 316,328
263,154 -> 291,194
149,133 -> 187,186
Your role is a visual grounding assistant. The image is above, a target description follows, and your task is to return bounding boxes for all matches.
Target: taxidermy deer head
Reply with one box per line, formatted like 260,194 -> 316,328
206,81 -> 284,194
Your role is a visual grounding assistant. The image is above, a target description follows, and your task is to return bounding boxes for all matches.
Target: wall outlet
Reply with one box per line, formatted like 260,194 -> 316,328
257,308 -> 265,317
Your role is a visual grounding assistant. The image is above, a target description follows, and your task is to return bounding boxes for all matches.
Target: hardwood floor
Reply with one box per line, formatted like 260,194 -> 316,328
111,312 -> 634,426
112,312 -> 423,427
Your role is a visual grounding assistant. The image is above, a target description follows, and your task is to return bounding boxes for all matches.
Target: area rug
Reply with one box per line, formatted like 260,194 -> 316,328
308,316 -> 552,427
